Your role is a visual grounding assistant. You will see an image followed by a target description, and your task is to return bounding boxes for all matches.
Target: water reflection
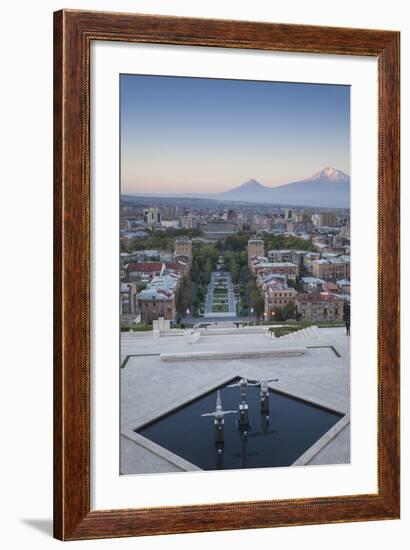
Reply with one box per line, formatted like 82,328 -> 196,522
138,377 -> 343,470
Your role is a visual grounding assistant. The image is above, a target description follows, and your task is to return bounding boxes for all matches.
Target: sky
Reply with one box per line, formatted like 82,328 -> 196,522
120,74 -> 350,194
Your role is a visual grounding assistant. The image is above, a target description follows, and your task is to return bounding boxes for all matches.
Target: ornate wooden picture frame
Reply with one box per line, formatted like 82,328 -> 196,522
54,9 -> 400,540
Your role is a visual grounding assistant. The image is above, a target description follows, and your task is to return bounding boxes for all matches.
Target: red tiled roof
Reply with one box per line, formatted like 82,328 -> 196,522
128,262 -> 163,272
166,262 -> 188,272
324,282 -> 339,291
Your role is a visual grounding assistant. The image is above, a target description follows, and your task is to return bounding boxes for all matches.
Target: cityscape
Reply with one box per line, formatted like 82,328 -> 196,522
120,75 -> 350,475
120,186 -> 350,328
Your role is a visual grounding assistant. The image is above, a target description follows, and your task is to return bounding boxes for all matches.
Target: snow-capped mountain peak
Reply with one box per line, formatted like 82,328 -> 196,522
310,167 -> 349,182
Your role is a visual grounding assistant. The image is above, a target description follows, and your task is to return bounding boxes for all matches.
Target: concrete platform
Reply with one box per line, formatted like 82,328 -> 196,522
120,326 -> 350,475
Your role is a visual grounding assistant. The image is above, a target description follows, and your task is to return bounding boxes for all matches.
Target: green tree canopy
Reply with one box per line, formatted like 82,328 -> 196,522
175,276 -> 193,314
264,234 -> 316,252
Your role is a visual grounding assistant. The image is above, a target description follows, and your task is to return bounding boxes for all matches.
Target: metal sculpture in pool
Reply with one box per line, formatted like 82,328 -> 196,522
200,389 -> 238,444
137,378 -> 343,471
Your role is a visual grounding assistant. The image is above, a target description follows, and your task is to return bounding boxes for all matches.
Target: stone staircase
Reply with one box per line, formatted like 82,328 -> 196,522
276,325 -> 320,340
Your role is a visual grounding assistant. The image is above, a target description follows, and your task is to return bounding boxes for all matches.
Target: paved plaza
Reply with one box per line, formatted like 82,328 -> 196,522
120,325 -> 350,475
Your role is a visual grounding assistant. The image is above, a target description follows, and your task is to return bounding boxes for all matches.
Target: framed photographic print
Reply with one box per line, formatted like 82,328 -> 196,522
54,9 -> 400,540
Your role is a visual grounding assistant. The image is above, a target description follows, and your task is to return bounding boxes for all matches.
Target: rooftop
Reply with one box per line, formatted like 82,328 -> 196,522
301,276 -> 325,284
253,261 -> 299,268
175,236 -> 192,243
265,280 -> 294,292
296,293 -> 343,303
259,273 -> 287,285
136,273 -> 180,301
314,256 -> 350,265
120,282 -> 133,292
268,249 -> 306,255
324,282 -> 339,290
128,262 -> 164,272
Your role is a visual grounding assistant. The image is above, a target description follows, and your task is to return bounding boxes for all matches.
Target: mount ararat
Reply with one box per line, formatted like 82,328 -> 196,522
126,167 -> 350,209
210,167 -> 350,208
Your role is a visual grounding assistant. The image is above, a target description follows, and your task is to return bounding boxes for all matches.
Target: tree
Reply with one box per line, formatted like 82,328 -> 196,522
135,282 -> 147,292
204,259 -> 213,284
230,261 -> 240,283
240,266 -> 252,285
282,301 -> 297,320
239,250 -> 248,267
245,280 -> 256,297
271,302 -> 297,321
175,276 -> 193,315
223,233 -> 251,252
250,288 -> 264,318
273,307 -> 284,321
223,251 -> 232,271
196,285 -> 205,302
264,234 -> 316,253
191,243 -> 219,283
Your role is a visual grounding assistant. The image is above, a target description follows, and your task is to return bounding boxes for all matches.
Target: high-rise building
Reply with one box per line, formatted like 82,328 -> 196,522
294,212 -> 311,223
237,211 -> 250,230
143,207 -> 162,226
180,214 -> 199,230
222,209 -> 236,221
311,212 -> 337,227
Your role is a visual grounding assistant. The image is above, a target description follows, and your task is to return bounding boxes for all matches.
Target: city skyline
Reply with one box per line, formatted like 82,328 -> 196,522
120,74 -> 350,195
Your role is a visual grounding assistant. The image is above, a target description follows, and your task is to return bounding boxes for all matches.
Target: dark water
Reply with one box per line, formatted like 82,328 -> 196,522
137,379 -> 343,470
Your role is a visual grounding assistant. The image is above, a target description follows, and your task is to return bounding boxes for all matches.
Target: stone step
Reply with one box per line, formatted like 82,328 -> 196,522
277,325 -> 320,341
160,347 -> 306,362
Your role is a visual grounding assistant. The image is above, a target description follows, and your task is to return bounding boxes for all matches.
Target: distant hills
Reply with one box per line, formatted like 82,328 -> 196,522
124,167 -> 350,209
211,168 -> 350,208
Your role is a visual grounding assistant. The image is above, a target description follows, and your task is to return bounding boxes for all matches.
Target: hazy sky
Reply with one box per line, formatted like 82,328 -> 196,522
120,74 -> 350,194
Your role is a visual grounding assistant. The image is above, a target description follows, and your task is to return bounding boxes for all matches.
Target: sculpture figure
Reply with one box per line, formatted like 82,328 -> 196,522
201,390 -> 237,444
249,378 -> 279,413
227,378 -> 251,401
228,377 -> 279,413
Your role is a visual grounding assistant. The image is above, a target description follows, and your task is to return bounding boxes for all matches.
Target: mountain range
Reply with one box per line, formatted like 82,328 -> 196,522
125,167 -> 350,209
210,167 -> 350,208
